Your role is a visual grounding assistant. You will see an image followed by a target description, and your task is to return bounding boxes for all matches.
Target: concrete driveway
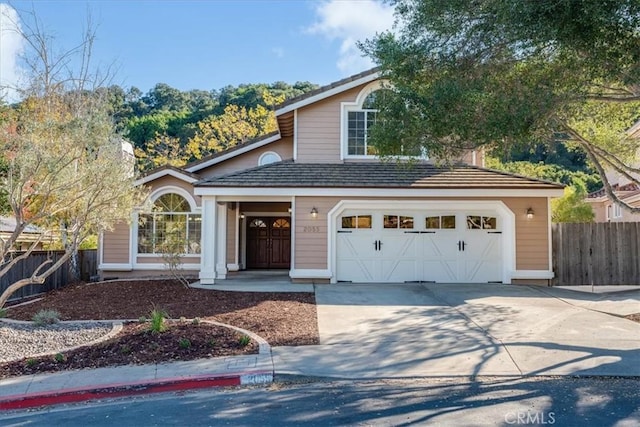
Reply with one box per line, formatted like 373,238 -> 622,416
272,284 -> 640,379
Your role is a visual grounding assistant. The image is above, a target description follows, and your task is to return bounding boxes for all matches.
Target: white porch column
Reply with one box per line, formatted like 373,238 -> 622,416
199,196 -> 217,284
216,201 -> 228,279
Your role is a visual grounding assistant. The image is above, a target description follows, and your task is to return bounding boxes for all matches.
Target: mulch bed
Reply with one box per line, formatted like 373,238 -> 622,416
6,279 -> 319,346
1,279 -> 319,379
0,321 -> 258,379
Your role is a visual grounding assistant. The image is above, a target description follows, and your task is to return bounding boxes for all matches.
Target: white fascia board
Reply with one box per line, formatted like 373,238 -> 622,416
275,73 -> 380,116
134,169 -> 198,186
195,187 -> 565,198
184,133 -> 282,173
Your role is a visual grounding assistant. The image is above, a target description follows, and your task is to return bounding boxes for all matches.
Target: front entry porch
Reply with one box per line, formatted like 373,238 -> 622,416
197,198 -> 293,284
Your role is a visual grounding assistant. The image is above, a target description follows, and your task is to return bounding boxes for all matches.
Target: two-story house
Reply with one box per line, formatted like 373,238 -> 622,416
99,69 -> 564,285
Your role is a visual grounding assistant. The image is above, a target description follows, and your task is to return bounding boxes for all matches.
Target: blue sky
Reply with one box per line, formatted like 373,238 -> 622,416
1,1 -> 395,96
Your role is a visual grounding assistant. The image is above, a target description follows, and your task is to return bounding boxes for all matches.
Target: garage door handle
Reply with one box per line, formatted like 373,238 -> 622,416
421,231 -> 436,234
337,230 -> 352,233
487,231 -> 502,234
404,231 -> 421,234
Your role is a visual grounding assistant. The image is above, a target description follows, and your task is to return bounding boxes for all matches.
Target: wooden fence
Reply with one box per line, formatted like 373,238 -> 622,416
552,222 -> 640,286
0,250 -> 97,303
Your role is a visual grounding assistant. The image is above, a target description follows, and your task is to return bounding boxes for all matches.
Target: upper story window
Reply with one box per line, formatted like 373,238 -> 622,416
138,193 -> 201,255
342,82 -> 427,160
347,91 -> 379,156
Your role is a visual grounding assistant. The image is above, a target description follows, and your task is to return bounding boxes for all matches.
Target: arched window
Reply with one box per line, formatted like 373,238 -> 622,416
138,193 -> 201,255
258,151 -> 282,166
347,90 -> 380,156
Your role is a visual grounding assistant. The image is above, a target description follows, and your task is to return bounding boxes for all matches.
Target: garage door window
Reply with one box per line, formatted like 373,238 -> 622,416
467,216 -> 497,230
384,215 -> 414,229
425,215 -> 456,229
342,215 -> 372,229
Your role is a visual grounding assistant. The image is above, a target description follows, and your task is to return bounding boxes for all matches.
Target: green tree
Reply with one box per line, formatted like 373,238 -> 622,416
551,181 -> 595,223
363,0 -> 640,211
0,10 -> 147,308
187,92 -> 283,159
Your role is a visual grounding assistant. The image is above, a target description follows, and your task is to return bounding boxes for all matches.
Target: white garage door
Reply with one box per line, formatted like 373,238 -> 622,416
336,211 -> 503,283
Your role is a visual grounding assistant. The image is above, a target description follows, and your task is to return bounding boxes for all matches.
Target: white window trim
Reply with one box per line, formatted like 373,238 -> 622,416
614,203 -> 623,218
340,80 -> 385,161
340,80 -> 428,161
134,186 -> 202,257
606,204 -> 612,220
258,151 -> 282,166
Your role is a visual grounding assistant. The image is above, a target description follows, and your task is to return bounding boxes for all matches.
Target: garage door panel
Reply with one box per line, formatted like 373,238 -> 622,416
336,209 -> 504,284
381,259 -> 419,282
422,260 -> 458,283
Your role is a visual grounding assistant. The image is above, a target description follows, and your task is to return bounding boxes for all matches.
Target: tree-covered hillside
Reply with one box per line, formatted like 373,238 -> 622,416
99,81 -> 318,171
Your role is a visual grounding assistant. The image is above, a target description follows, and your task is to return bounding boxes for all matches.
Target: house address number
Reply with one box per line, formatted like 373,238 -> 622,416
303,226 -> 321,233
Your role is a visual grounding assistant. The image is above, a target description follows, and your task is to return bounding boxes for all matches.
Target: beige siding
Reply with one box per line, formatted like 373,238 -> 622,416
296,86 -> 363,163
102,222 -> 130,263
294,197 -> 341,269
293,196 -> 551,272
501,197 -> 549,270
198,137 -> 293,180
588,198 -> 640,223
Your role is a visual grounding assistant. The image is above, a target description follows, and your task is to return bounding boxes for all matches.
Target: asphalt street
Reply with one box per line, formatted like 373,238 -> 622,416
1,376 -> 638,426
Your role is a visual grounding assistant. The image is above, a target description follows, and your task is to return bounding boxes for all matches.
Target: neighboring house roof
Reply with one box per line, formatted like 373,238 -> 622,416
196,161 -> 564,190
0,216 -> 42,234
134,164 -> 201,186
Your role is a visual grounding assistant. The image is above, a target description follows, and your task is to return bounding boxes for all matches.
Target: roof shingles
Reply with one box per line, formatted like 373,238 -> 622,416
195,161 -> 564,190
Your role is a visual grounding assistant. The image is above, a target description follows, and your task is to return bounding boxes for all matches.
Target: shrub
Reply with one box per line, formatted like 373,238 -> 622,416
192,317 -> 201,325
208,339 -> 217,348
238,335 -> 251,347
138,316 -> 147,323
120,344 -> 131,355
33,309 -> 60,326
179,338 -> 191,349
25,358 -> 37,367
0,308 -> 6,318
54,353 -> 66,363
149,307 -> 168,334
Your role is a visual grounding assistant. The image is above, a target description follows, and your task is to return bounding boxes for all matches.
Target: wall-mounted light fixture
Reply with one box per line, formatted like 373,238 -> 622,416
240,213 -> 245,220
310,207 -> 318,218
526,207 -> 534,220
287,207 -> 292,213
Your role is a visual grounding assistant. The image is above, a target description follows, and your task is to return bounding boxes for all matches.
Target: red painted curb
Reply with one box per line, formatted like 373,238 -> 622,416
0,376 -> 241,411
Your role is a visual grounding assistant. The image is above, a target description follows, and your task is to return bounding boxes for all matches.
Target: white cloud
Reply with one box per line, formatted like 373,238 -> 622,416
307,0 -> 394,75
0,3 -> 25,102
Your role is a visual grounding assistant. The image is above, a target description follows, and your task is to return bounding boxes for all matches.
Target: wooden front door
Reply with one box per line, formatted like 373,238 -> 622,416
246,217 -> 291,269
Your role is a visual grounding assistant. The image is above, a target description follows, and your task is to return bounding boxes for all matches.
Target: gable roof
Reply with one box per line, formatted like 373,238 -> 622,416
183,131 -> 281,173
274,68 -> 380,116
195,161 -> 564,190
134,164 -> 201,186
